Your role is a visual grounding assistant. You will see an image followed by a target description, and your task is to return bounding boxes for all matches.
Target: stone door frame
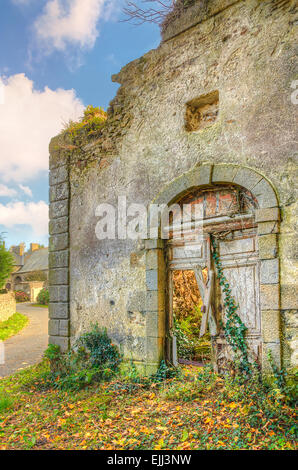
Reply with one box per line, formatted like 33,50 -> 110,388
144,163 -> 281,372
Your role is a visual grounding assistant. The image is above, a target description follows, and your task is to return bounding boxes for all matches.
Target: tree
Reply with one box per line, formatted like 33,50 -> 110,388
0,235 -> 14,290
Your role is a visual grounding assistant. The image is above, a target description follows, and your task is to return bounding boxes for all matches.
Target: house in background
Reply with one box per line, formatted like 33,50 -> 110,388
6,243 -> 48,302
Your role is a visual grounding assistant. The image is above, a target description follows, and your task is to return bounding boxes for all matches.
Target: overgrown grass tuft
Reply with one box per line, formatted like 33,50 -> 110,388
0,313 -> 28,341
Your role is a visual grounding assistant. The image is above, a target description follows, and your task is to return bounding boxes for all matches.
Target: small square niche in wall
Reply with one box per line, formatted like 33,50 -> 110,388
185,90 -> 219,132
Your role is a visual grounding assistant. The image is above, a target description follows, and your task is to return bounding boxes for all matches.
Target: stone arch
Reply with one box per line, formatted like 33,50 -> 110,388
145,163 -> 281,373
153,163 -> 279,208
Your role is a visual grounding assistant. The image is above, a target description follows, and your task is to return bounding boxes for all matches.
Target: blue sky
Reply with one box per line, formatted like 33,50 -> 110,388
0,0 -> 160,250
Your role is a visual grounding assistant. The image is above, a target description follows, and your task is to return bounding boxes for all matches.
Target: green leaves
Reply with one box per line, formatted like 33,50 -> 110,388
0,234 -> 14,290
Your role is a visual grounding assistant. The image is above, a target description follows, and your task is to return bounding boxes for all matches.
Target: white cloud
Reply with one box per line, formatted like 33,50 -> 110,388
0,73 -> 84,183
19,184 -> 33,197
34,0 -> 111,51
0,201 -> 49,236
0,184 -> 17,198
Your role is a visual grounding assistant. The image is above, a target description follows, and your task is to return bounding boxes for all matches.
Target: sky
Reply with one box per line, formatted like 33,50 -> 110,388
0,0 -> 160,250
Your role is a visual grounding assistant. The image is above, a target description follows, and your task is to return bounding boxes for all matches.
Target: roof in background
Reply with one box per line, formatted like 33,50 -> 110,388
11,253 -> 24,266
18,248 -> 48,273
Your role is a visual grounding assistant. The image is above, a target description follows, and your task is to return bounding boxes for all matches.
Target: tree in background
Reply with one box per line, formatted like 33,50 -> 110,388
0,235 -> 14,290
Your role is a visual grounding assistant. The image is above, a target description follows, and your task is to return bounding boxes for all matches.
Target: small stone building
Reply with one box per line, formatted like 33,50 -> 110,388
7,244 -> 49,302
49,0 -> 297,373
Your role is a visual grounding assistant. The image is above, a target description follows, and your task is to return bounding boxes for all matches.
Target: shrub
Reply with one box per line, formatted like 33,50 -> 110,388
37,288 -> 49,305
14,290 -> 29,302
43,325 -> 122,391
173,312 -> 211,362
64,105 -> 107,146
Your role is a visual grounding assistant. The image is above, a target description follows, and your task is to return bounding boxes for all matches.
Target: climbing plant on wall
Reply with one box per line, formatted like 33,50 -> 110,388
211,236 -> 251,376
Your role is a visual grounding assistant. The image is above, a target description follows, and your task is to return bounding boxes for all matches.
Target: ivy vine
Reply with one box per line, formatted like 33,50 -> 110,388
211,236 -> 251,376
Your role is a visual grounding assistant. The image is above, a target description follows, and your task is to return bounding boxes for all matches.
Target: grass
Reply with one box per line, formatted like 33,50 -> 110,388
0,313 -> 28,341
31,304 -> 48,309
0,362 -> 296,450
0,396 -> 14,413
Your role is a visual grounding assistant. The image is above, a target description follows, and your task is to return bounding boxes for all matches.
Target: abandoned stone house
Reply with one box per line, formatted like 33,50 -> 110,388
6,243 -> 48,302
49,0 -> 297,374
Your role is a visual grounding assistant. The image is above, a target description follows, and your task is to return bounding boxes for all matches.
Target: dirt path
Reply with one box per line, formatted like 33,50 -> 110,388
0,303 -> 48,378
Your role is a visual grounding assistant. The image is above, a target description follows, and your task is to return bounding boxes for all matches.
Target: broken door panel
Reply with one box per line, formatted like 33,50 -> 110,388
215,234 -> 261,365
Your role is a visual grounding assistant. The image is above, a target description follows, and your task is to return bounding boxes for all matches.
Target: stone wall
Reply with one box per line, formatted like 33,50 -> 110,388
49,0 -> 297,371
0,293 -> 16,323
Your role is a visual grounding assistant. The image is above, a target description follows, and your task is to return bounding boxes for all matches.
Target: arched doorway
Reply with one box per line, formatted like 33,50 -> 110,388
166,184 -> 260,371
144,164 -> 281,373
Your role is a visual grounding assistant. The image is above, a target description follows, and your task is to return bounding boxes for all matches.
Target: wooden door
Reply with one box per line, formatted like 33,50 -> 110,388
214,232 -> 261,368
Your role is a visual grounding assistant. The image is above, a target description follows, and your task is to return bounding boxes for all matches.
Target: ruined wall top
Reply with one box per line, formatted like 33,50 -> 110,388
162,0 -> 239,41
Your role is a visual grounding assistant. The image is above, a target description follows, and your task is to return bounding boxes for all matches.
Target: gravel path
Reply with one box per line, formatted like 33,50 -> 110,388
0,303 -> 48,378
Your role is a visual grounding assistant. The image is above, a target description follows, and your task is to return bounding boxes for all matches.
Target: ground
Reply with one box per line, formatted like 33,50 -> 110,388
0,363 -> 296,450
0,303 -> 48,378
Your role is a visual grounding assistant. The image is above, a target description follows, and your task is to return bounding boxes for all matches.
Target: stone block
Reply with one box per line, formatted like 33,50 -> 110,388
49,303 -> 69,319
59,320 -> 70,337
146,291 -> 159,311
258,234 -> 278,259
49,250 -> 69,269
260,284 -> 280,310
257,221 -> 279,235
153,176 -> 189,205
255,208 -> 280,223
49,200 -> 69,219
49,335 -> 70,352
49,182 -> 69,203
281,285 -> 298,310
146,250 -> 159,270
145,239 -> 164,250
260,259 -> 279,284
262,310 -> 280,343
146,311 -> 158,337
211,165 -> 238,183
233,167 -> 262,190
146,336 -> 164,362
49,286 -> 69,303
49,234 -> 69,252
252,179 -> 278,208
48,319 -> 59,336
49,165 -> 68,186
49,268 -> 68,286
49,216 -> 68,235
187,163 -> 213,187
49,136 -> 70,170
146,270 -> 158,291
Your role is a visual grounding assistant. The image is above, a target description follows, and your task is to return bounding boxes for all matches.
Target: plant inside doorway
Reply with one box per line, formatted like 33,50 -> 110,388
172,270 -> 211,364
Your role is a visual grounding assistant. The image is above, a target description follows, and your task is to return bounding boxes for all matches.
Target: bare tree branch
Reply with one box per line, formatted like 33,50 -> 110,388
122,0 -> 196,29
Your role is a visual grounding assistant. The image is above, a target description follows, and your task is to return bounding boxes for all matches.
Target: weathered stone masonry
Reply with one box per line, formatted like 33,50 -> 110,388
48,147 -> 70,350
49,0 -> 297,372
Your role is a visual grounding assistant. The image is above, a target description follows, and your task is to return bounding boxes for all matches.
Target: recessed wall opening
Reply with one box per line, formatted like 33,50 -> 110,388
185,90 -> 219,132
171,269 -> 212,366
